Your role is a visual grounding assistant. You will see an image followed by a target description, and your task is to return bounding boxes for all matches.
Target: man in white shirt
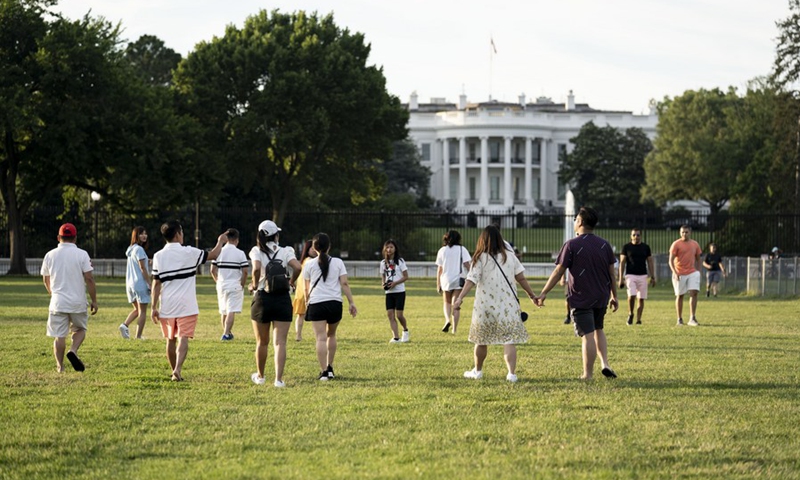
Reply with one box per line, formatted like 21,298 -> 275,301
210,228 -> 249,341
151,220 -> 228,381
41,223 -> 98,372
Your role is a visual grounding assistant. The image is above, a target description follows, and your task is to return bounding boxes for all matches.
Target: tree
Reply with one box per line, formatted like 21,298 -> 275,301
558,121 -> 653,214
642,88 -> 747,215
124,34 -> 182,86
173,10 -> 409,224
772,0 -> 800,90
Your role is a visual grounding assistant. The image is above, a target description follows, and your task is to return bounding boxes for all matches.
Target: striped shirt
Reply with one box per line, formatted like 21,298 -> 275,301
212,244 -> 249,290
152,243 -> 208,318
556,233 -> 615,309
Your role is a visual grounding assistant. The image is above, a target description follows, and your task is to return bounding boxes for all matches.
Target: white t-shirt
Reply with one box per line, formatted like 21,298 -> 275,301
380,258 -> 408,294
212,244 -> 249,290
435,245 -> 470,290
249,243 -> 296,292
303,256 -> 348,304
40,243 -> 93,313
152,243 -> 207,318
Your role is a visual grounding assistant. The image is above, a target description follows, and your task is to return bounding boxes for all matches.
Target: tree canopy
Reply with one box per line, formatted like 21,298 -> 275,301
772,0 -> 800,90
173,10 -> 409,224
558,121 -> 653,214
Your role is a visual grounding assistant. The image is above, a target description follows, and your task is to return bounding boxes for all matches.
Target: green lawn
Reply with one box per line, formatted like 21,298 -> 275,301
1,276 -> 798,479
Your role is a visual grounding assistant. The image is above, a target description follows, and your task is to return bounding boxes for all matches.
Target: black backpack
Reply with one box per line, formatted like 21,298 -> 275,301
265,249 -> 290,293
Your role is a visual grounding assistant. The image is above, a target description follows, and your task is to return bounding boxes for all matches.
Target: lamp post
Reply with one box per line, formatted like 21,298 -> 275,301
90,191 -> 101,258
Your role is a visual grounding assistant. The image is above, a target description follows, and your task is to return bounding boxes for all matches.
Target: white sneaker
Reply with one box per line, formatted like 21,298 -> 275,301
273,379 -> 285,388
389,338 -> 401,343
118,324 -> 130,339
688,318 -> 699,326
506,373 -> 518,383
400,331 -> 410,342
463,368 -> 483,379
251,373 -> 266,385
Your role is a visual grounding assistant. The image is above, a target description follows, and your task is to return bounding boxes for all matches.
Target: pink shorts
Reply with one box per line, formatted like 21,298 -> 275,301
624,274 -> 649,299
159,314 -> 198,339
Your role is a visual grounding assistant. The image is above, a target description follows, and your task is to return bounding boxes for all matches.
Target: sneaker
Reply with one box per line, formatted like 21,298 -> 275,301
563,315 -> 571,324
221,333 -> 234,341
273,380 -> 286,388
463,368 -> 483,379
706,290 -> 710,297
626,314 -> 633,326
251,373 -> 266,385
326,365 -> 335,379
318,371 -> 330,381
389,338 -> 401,343
688,318 -> 699,326
118,324 -> 130,339
635,320 -> 641,325
506,373 -> 518,383
676,318 -> 684,326
401,330 -> 410,342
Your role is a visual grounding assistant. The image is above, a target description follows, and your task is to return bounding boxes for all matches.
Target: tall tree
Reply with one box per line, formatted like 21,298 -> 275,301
642,88 -> 746,215
174,10 -> 408,224
558,121 -> 653,213
772,0 -> 800,89
124,34 -> 182,86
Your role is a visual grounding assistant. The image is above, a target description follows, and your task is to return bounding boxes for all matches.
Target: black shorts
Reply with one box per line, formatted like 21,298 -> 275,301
570,307 -> 607,337
306,300 -> 342,324
250,290 -> 293,323
385,292 -> 406,311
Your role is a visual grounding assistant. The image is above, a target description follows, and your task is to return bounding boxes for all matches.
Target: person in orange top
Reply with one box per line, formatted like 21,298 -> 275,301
668,225 -> 703,326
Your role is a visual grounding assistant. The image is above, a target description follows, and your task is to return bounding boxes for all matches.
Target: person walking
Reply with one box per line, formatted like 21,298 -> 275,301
618,228 -> 656,325
210,228 -> 249,341
41,223 -> 98,372
380,239 -> 410,343
536,207 -> 619,380
248,220 -> 302,387
703,243 -> 726,297
669,225 -> 703,326
453,225 -> 536,382
435,230 -> 470,335
303,233 -> 357,381
291,240 -> 316,342
120,226 -> 150,340
151,221 -> 228,381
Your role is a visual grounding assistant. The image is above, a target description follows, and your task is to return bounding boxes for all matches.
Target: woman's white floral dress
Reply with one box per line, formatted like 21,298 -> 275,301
465,252 -> 529,345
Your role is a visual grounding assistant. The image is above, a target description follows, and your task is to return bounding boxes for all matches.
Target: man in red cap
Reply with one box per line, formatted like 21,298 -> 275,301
40,223 -> 98,372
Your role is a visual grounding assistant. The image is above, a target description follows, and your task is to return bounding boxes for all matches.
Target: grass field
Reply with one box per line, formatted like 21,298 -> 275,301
1,276 -> 799,479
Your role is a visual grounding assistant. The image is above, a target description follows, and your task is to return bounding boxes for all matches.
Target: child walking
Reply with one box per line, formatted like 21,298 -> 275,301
380,239 -> 409,343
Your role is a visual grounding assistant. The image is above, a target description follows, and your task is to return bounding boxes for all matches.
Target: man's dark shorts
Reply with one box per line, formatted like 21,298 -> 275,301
385,292 -> 406,311
306,300 -> 343,324
570,307 -> 607,337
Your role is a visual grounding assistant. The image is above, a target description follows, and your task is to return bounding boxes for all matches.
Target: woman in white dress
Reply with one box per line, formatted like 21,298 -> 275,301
454,225 -> 537,383
435,230 -> 470,335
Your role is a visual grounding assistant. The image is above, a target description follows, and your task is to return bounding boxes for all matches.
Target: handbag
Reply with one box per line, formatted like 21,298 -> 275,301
489,254 -> 528,322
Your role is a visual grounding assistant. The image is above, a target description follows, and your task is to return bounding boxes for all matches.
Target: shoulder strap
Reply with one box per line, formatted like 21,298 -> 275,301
490,254 -> 519,304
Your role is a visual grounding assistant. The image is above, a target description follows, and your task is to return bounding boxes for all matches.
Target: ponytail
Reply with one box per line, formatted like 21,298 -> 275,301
313,233 -> 332,281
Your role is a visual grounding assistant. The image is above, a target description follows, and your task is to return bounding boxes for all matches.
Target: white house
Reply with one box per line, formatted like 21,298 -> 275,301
406,91 -> 658,213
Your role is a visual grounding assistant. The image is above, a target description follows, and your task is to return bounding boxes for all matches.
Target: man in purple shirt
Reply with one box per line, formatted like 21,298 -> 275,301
536,206 -> 619,380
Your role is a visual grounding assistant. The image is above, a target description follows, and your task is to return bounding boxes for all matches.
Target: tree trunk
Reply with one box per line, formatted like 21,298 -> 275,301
2,128 -> 30,275
6,205 -> 29,275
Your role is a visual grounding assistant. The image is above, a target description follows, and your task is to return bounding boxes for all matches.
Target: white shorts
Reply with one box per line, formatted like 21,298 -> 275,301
624,274 -> 649,299
47,311 -> 89,338
217,286 -> 244,314
672,271 -> 700,296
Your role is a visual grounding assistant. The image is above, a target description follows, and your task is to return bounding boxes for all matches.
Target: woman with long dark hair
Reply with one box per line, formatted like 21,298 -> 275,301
380,239 -> 409,343
303,233 -> 357,381
435,230 -> 470,334
248,220 -> 303,387
291,240 -> 317,342
454,225 -> 536,382
120,226 -> 150,340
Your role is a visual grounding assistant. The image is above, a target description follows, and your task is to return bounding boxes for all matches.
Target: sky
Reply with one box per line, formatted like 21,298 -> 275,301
55,0 -> 791,114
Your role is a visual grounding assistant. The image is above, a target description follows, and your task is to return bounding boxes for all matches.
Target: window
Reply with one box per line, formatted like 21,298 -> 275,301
557,175 -> 566,201
490,176 -> 500,201
449,175 -> 458,200
532,141 -> 540,164
469,177 -> 477,200
514,176 -> 521,200
421,143 -> 431,161
531,175 -> 540,200
468,143 -> 476,161
490,141 -> 500,163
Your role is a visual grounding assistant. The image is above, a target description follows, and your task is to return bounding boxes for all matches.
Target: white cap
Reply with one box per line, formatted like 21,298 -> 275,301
258,220 -> 281,236
772,246 -> 779,253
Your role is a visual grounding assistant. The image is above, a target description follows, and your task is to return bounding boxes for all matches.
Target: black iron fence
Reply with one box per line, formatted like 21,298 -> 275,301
2,207 -> 798,261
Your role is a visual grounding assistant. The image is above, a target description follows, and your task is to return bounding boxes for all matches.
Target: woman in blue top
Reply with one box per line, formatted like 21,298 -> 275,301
120,226 -> 151,339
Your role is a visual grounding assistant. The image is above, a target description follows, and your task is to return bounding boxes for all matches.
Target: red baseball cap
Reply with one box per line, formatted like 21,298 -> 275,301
59,223 -> 77,237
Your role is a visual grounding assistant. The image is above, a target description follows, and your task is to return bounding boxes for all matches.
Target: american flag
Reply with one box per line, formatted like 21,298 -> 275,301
490,37 -> 497,54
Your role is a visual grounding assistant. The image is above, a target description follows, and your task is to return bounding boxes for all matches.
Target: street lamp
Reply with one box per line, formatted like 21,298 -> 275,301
90,191 -> 101,258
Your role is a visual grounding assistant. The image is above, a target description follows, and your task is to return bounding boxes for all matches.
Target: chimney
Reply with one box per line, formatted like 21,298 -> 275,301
519,93 -> 526,107
458,93 -> 467,110
566,90 -> 575,111
409,91 -> 419,110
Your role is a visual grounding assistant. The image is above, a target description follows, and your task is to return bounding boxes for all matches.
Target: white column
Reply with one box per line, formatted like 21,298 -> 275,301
540,139 -> 549,202
458,137 -> 467,207
480,136 -> 489,206
525,137 -> 533,206
503,136 -> 512,207
441,139 -> 450,203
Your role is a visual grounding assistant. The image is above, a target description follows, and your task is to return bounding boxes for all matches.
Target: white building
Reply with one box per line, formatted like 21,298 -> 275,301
407,91 -> 658,213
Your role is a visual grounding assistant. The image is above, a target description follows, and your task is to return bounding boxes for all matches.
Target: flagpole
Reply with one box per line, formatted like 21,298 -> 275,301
489,36 -> 493,101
